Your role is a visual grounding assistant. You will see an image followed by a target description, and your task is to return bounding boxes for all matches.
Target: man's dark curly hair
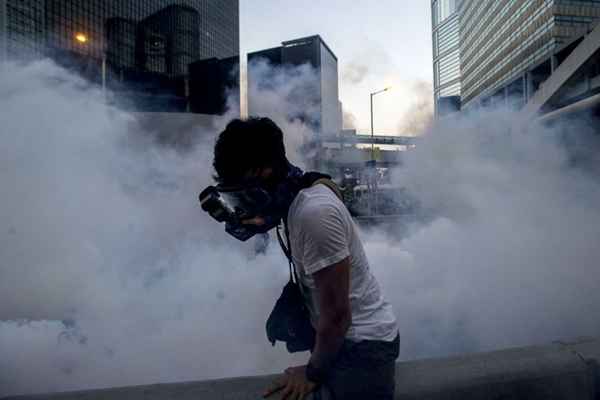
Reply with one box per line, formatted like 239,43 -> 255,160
213,117 -> 289,184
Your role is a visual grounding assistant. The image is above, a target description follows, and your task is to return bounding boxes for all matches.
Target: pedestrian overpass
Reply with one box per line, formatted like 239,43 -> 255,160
522,21 -> 600,121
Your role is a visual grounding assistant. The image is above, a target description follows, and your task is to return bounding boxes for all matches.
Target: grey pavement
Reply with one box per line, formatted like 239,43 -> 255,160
3,337 -> 599,400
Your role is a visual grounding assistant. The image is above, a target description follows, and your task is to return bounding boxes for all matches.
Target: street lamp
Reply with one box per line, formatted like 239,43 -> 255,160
73,33 -> 106,94
370,86 -> 392,160
75,33 -> 88,44
367,86 -> 391,217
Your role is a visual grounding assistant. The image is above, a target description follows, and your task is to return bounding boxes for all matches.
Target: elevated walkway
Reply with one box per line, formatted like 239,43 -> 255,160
4,337 -> 600,400
321,134 -> 419,146
522,22 -> 600,117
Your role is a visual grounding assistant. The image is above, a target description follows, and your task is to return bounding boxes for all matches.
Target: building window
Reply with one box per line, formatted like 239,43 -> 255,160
433,0 -> 459,26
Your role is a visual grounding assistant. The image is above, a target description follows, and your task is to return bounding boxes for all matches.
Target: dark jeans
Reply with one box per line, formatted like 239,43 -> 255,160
317,333 -> 400,400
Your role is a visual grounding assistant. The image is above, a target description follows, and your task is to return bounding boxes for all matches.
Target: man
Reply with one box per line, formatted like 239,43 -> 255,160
211,117 -> 399,399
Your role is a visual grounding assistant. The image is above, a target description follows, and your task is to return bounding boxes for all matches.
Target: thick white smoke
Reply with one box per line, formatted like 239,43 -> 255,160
367,110 -> 600,359
0,60 -> 305,396
246,58 -> 321,167
339,43 -> 433,135
2,57 -> 600,398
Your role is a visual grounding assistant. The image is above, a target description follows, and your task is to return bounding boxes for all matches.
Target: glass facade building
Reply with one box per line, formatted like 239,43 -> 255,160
0,0 -> 239,112
432,0 -> 461,114
459,0 -> 600,108
2,1 -> 238,64
1,0 -> 46,61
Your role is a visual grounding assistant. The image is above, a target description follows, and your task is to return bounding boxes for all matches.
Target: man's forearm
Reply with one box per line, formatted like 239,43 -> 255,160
308,314 -> 350,372
308,258 -> 352,382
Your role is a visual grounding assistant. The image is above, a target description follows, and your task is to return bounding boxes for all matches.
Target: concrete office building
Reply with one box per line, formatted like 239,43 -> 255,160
247,35 -> 342,137
431,0 -> 461,115
459,0 -> 600,109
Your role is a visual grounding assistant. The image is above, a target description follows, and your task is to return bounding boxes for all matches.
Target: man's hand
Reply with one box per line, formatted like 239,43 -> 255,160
263,365 -> 317,400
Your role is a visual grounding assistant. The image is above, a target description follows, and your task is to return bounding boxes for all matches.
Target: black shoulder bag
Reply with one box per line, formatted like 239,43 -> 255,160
265,223 -> 316,353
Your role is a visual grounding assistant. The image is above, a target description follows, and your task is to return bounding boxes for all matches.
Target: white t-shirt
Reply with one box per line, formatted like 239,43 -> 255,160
287,184 -> 398,342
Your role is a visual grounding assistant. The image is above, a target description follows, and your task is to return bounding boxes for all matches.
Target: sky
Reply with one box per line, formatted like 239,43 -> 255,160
240,1 -> 434,135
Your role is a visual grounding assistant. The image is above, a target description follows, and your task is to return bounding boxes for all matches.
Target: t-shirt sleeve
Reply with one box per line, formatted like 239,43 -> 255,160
298,200 -> 350,275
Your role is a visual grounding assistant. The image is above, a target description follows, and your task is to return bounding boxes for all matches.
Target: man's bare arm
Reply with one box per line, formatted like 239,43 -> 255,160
309,257 -> 352,374
263,258 -> 350,397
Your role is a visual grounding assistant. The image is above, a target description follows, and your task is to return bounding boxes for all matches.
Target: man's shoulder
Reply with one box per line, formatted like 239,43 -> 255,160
295,184 -> 345,213
290,184 -> 349,228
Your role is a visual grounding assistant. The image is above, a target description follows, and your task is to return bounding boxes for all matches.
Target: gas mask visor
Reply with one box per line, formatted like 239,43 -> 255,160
199,183 -> 274,242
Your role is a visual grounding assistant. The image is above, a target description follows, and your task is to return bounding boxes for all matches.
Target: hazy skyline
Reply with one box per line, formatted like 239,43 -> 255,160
240,1 -> 434,135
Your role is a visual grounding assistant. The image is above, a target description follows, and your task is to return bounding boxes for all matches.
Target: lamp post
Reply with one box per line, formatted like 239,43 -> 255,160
74,32 -> 106,94
370,86 -> 391,161
368,86 -> 391,217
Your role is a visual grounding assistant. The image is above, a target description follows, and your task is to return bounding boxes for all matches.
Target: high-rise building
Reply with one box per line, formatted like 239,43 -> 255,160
188,55 -> 239,115
137,5 -> 201,77
431,0 -> 461,115
105,17 -> 137,71
0,0 -> 240,113
1,0 -> 46,62
2,1 -> 238,63
248,35 -> 342,137
459,0 -> 600,109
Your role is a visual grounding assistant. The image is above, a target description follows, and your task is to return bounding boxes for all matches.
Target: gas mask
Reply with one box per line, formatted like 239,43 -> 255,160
199,165 -> 304,241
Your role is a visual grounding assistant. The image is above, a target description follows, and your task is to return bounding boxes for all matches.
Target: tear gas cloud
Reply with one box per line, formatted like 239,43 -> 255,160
246,58 -> 321,166
396,81 -> 434,135
342,62 -> 369,85
342,108 -> 358,130
0,59 -> 307,396
2,59 -> 600,397
378,110 -> 600,357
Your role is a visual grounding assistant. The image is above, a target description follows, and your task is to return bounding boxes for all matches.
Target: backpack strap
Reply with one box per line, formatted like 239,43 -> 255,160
310,178 -> 343,202
299,172 -> 343,203
276,173 -> 343,284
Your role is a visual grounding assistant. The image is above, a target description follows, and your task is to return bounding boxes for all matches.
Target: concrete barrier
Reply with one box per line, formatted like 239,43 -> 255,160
3,337 -> 599,400
395,339 -> 596,400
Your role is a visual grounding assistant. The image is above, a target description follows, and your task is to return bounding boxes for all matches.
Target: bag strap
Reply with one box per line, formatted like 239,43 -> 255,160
276,225 -> 297,283
275,176 -> 343,284
311,178 -> 343,202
